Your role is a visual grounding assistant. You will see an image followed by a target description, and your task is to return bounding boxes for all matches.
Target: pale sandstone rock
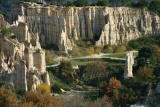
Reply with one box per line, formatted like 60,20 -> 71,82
11,3 -> 160,52
124,51 -> 134,78
0,15 -> 50,91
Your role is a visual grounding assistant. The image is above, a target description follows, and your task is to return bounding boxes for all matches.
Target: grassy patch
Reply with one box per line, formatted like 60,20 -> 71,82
104,53 -> 126,58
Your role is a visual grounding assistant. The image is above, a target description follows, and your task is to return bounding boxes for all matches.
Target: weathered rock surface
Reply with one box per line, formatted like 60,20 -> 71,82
0,15 -> 6,30
11,2 -> 160,52
0,15 -> 50,91
124,51 -> 134,78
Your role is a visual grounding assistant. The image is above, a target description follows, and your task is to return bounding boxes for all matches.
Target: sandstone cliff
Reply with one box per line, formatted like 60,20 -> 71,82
11,2 -> 160,52
0,15 -> 50,91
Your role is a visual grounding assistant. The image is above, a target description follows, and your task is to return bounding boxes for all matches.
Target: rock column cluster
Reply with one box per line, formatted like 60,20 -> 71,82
0,14 -> 50,91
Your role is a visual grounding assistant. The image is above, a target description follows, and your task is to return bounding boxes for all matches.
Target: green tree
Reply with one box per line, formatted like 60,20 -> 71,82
82,61 -> 107,86
137,67 -> 155,81
96,0 -> 109,6
137,46 -> 153,67
74,0 -> 91,6
149,0 -> 160,16
58,60 -> 75,84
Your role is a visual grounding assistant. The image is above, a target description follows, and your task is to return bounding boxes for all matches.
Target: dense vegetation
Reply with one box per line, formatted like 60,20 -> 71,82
45,35 -> 160,106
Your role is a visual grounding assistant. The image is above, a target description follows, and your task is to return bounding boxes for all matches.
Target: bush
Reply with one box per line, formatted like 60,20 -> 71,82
73,0 -> 91,6
24,91 -> 61,107
82,61 -> 107,86
137,67 -> 155,81
96,0 -> 109,6
51,83 -> 61,93
130,0 -> 149,8
149,0 -> 160,16
127,36 -> 160,50
0,28 -> 11,37
58,60 -> 76,84
36,83 -> 51,94
45,50 -> 56,65
0,88 -> 17,107
102,45 -> 126,53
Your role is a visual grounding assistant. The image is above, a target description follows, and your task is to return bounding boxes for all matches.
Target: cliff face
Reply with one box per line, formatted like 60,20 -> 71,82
0,15 -> 50,91
12,2 -> 160,52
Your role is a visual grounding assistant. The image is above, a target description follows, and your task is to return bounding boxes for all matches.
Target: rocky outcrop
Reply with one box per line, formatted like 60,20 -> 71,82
11,2 -> 160,52
124,51 -> 134,78
0,15 -> 50,91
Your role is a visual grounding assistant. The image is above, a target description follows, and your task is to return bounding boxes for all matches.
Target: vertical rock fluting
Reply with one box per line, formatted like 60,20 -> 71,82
12,2 -> 160,52
0,14 -> 50,91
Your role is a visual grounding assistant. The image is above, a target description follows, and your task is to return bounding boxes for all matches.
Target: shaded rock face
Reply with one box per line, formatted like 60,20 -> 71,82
11,2 -> 160,52
0,15 -> 50,91
0,15 -> 5,30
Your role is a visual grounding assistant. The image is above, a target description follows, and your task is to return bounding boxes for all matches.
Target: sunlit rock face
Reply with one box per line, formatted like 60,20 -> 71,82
0,14 -> 50,91
11,2 -> 160,52
124,51 -> 134,78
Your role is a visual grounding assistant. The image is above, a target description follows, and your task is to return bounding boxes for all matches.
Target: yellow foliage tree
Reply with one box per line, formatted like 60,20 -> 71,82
36,83 -> 51,94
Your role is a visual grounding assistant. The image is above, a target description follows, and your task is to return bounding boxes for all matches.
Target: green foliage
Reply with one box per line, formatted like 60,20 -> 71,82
136,67 -> 155,81
0,81 -> 15,92
127,36 -> 160,50
0,28 -> 11,37
58,60 -> 76,84
102,45 -> 126,53
96,0 -> 109,6
51,83 -> 61,93
73,0 -> 91,6
15,88 -> 26,96
82,61 -> 107,87
129,0 -> 149,8
149,0 -> 160,16
45,50 -> 56,65
136,45 -> 160,67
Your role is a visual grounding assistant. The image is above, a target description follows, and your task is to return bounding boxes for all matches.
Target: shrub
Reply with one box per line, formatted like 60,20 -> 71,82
0,28 -> 11,37
0,88 -> 17,107
58,60 -> 76,84
82,61 -> 107,86
24,91 -> 61,107
114,45 -> 126,53
96,0 -> 109,6
36,83 -> 51,94
45,50 -> 56,65
149,0 -> 160,16
107,77 -> 122,93
137,67 -> 155,81
51,83 -> 61,93
130,0 -> 149,8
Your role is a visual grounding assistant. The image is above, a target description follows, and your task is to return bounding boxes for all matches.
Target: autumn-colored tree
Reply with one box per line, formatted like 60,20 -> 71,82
36,83 -> 51,94
107,77 -> 122,93
0,88 -> 17,107
25,91 -> 62,107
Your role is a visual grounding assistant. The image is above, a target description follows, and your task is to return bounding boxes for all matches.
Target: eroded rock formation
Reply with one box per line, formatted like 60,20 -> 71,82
10,2 -> 160,52
0,15 -> 50,91
124,51 -> 134,78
